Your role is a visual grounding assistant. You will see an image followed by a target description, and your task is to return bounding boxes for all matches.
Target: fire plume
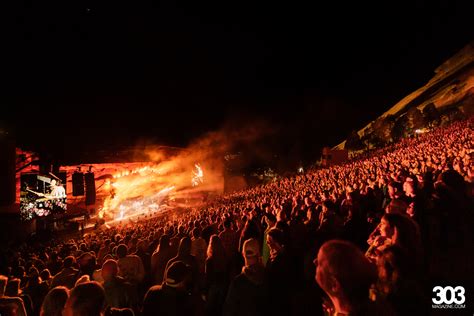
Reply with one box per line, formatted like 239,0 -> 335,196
98,149 -> 219,221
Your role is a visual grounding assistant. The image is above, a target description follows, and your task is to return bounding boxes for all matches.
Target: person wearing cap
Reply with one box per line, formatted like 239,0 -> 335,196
224,238 -> 267,316
165,237 -> 199,293
142,261 -> 204,316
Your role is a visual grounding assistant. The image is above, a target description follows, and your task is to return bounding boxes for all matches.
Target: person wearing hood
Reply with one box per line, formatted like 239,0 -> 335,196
223,238 -> 268,316
142,261 -> 204,316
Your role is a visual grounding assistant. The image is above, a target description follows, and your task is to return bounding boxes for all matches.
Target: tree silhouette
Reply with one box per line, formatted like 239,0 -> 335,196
391,115 -> 408,141
422,103 -> 440,126
345,130 -> 364,151
371,115 -> 395,146
407,107 -> 425,131
461,94 -> 474,117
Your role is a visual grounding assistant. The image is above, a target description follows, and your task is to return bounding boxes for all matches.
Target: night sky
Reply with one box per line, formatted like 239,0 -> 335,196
2,0 -> 473,166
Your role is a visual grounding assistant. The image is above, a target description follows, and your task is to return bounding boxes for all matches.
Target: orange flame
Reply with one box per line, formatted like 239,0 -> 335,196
98,149 -> 218,221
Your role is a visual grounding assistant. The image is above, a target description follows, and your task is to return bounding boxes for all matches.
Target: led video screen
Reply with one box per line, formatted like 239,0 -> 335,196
20,173 -> 67,221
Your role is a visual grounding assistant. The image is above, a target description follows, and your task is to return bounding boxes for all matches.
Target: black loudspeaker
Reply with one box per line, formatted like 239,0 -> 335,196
84,172 -> 96,205
72,172 -> 85,196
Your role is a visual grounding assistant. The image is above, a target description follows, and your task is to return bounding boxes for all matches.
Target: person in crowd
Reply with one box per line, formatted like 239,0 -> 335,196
218,218 -> 239,260
238,215 -> 262,253
5,278 -> 33,316
261,213 -> 276,266
205,235 -> 229,316
318,200 -> 343,239
374,246 -> 428,316
50,256 -> 80,289
191,228 -> 207,276
224,238 -> 267,316
135,240 -> 151,277
314,240 -> 393,315
428,168 -> 473,281
63,281 -> 106,316
142,261 -> 204,316
39,269 -> 52,288
366,213 -> 422,268
202,218 -> 219,245
265,228 -> 296,316
74,274 -> 91,287
366,215 -> 395,262
385,181 -> 408,214
165,237 -> 199,292
150,234 -> 173,286
0,275 -> 27,316
77,252 -> 97,278
40,286 -> 69,316
116,244 -> 145,285
101,259 -> 138,311
47,252 -> 63,276
23,266 -> 49,315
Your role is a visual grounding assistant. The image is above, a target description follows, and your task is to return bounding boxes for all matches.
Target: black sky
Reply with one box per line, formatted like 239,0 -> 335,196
2,0 -> 473,166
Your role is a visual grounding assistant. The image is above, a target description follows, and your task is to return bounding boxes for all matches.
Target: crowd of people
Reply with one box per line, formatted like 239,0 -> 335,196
0,117 -> 472,316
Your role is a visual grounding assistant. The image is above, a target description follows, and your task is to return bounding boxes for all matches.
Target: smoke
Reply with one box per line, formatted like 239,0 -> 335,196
100,116 -> 275,219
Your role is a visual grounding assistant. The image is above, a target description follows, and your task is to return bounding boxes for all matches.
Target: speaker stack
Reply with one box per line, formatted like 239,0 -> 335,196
72,171 -> 85,196
84,172 -> 96,205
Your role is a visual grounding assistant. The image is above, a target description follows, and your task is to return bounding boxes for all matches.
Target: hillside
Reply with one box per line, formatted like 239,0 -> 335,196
334,40 -> 474,150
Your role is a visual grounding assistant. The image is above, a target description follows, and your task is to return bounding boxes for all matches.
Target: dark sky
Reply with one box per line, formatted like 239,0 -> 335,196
2,0 -> 473,166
